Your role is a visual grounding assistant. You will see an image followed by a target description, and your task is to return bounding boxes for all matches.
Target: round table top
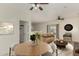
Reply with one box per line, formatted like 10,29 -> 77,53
14,41 -> 49,56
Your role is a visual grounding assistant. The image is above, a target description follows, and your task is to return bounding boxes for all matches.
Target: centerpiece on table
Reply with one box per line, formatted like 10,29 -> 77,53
30,32 -> 41,45
54,40 -> 68,49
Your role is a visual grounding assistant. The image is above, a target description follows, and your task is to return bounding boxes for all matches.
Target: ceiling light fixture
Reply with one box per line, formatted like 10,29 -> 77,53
30,3 -> 49,11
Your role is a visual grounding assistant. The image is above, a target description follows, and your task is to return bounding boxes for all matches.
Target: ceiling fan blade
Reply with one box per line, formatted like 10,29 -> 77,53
30,7 -> 33,10
39,7 -> 43,11
58,16 -> 64,20
35,3 -> 38,6
58,16 -> 61,20
39,3 -> 48,4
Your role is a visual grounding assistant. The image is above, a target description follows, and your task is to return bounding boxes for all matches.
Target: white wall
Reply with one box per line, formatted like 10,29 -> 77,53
59,17 -> 79,42
0,4 -> 31,55
0,18 -> 19,55
0,17 -> 31,55
32,16 -> 79,42
32,23 -> 47,32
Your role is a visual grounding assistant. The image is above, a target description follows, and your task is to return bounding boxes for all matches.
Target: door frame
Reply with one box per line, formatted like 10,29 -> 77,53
19,20 -> 30,43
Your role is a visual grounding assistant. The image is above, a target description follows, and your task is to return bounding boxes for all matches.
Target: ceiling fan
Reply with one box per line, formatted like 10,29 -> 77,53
29,3 -> 48,11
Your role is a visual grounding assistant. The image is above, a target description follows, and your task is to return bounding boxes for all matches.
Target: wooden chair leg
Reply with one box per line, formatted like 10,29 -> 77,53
9,48 -> 11,56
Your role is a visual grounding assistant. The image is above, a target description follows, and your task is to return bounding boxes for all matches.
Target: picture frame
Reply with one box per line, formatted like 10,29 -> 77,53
0,22 -> 13,34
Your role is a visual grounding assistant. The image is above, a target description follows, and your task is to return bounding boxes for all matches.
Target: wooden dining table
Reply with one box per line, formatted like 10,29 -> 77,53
14,41 -> 49,56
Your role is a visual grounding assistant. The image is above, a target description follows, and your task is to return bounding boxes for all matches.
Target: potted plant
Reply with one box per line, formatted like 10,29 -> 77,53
30,32 -> 41,45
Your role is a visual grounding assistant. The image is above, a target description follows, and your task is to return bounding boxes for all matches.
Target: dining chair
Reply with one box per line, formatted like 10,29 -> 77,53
9,43 -> 18,56
49,42 -> 57,56
73,41 -> 79,56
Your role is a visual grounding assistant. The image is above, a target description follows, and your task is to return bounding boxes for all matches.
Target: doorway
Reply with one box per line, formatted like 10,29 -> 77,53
19,21 -> 26,43
47,24 -> 59,39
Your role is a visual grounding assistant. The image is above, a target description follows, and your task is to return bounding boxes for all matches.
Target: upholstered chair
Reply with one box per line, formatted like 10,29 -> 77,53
42,33 -> 57,56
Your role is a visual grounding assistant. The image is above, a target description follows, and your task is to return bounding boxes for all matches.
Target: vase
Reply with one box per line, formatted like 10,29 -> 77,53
35,38 -> 39,45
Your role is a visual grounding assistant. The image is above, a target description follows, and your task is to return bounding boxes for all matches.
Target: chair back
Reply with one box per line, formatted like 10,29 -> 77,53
73,42 -> 79,56
42,33 -> 55,44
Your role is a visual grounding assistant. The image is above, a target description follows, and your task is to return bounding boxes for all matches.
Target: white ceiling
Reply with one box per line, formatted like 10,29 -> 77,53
0,3 -> 79,23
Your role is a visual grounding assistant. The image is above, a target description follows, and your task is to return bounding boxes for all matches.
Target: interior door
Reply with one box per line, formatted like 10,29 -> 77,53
19,21 -> 26,43
20,24 -> 25,43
